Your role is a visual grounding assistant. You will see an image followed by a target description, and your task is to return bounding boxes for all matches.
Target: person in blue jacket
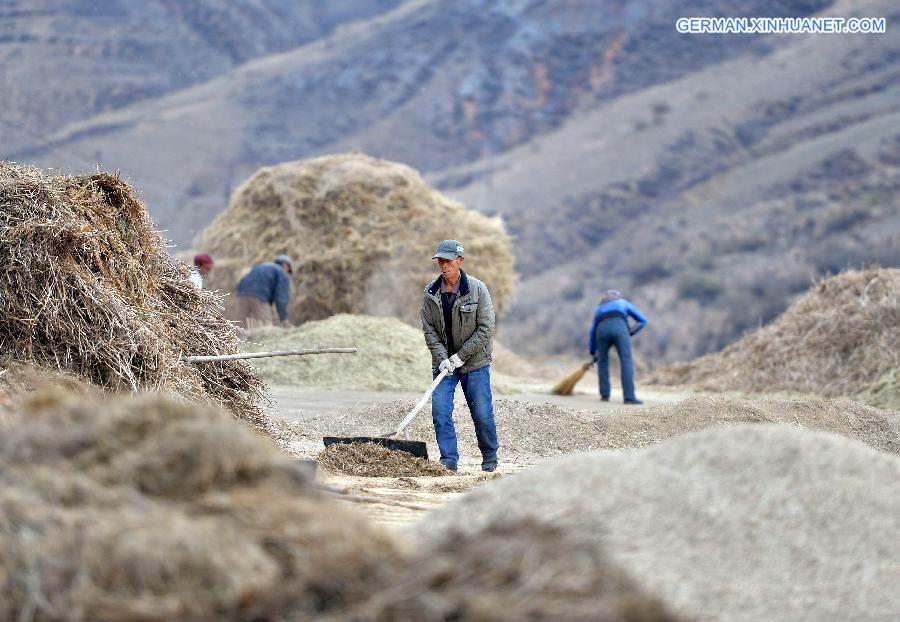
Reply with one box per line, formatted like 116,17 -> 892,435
236,255 -> 293,328
588,290 -> 647,404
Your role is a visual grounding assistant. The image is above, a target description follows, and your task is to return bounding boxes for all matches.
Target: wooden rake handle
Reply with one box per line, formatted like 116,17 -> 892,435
384,368 -> 450,438
180,348 -> 358,363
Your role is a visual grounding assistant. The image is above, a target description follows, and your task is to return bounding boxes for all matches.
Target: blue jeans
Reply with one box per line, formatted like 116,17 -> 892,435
595,318 -> 637,401
431,365 -> 499,465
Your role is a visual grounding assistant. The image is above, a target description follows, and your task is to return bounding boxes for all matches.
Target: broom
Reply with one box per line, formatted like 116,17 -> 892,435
551,359 -> 595,395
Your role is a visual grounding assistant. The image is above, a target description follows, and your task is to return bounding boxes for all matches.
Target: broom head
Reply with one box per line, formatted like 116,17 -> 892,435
551,361 -> 592,396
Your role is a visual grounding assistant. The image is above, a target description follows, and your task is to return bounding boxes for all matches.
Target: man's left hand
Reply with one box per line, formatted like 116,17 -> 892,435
449,354 -> 463,369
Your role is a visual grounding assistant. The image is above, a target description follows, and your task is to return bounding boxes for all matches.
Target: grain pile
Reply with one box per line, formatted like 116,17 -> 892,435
317,442 -> 449,477
415,425 -> 900,621
0,390 -> 401,621
648,268 -> 900,398
284,394 -> 900,460
195,152 -> 515,326
1,389 -> 678,621
246,313 -> 545,392
346,519 -> 682,622
246,314 -> 432,390
857,366 -> 900,410
0,162 -> 265,423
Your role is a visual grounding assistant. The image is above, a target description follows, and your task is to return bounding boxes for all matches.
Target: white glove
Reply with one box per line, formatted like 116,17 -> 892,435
438,358 -> 455,374
449,354 -> 464,369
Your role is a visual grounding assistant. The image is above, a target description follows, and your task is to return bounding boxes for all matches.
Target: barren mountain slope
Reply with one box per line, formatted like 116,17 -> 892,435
0,0 -> 404,155
10,0 -> 832,243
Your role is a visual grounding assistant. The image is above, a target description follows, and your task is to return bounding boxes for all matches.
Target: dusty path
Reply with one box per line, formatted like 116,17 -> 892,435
269,379 -> 692,529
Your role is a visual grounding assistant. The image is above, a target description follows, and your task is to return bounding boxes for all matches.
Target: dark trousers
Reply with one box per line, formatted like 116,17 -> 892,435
595,318 -> 636,401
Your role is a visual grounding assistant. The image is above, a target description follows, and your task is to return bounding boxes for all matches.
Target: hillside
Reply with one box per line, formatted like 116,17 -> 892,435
450,3 -> 900,360
4,0 -> 898,361
7,0 -> 834,243
0,0 -> 404,155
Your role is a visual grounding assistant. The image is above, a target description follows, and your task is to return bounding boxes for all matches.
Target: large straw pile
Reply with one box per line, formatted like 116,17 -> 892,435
416,425 -> 900,621
0,390 -> 400,620
1,389 -> 678,621
195,153 -> 515,326
648,268 -> 900,398
246,314 -> 432,390
0,162 -> 265,423
285,394 -> 900,461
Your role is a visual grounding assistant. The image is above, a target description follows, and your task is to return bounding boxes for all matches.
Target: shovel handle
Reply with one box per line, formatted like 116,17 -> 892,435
384,368 -> 449,438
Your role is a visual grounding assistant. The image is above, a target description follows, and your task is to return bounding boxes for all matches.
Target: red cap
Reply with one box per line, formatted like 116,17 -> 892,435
194,253 -> 214,268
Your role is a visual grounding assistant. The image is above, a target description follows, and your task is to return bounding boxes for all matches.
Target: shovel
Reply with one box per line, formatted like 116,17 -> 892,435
322,369 -> 449,459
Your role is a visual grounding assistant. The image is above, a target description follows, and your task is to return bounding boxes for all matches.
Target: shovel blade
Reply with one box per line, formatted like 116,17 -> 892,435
322,436 -> 429,460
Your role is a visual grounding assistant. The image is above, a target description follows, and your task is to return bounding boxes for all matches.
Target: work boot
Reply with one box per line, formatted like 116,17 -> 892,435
624,398 -> 644,405
440,458 -> 458,472
601,396 -> 610,402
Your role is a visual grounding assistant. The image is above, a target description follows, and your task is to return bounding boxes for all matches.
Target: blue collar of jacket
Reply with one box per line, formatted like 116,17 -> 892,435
428,268 -> 470,297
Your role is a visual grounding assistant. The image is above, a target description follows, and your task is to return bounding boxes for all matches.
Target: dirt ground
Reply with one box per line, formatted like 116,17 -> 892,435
269,374 -> 693,530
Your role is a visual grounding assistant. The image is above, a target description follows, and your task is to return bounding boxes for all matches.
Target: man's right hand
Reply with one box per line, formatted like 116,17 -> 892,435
438,358 -> 456,374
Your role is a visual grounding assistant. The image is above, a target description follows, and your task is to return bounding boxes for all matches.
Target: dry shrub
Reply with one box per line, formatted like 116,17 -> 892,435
317,442 -> 449,477
648,268 -> 900,397
195,153 -> 515,326
0,390 -> 401,621
418,425 -> 900,621
346,519 -> 681,622
0,162 -> 265,423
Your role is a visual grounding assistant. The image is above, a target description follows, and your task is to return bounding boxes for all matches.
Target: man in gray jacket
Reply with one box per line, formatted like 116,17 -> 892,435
421,239 -> 499,472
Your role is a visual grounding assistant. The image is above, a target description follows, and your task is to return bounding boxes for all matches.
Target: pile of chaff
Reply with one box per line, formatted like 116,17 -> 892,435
0,162 -> 265,423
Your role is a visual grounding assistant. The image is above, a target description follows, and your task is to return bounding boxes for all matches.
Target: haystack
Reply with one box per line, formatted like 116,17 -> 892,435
195,153 -> 515,326
0,162 -> 265,423
648,268 -> 900,398
416,425 -> 900,621
0,390 -> 401,621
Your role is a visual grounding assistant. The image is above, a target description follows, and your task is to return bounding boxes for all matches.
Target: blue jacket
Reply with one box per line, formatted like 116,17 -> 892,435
588,298 -> 647,354
237,262 -> 291,321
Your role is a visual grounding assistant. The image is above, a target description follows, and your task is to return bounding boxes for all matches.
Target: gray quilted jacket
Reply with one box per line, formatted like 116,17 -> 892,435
421,269 -> 494,374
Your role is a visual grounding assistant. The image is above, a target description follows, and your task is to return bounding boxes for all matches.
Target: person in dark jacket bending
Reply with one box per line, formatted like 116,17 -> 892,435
236,255 -> 293,328
588,290 -> 647,404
